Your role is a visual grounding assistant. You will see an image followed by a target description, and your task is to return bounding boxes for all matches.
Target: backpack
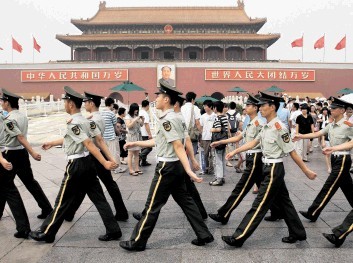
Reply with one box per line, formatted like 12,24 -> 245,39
227,112 -> 238,133
211,116 -> 228,150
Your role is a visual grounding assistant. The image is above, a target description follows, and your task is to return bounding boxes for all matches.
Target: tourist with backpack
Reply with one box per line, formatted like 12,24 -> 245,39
226,102 -> 241,167
209,101 -> 228,186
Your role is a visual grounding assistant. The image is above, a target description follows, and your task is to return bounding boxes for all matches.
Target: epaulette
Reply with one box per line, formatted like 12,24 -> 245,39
275,122 -> 282,130
344,120 -> 353,127
254,120 -> 259,127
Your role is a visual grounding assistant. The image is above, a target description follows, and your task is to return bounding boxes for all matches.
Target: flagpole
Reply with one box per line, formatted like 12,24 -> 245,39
345,34 -> 347,63
11,35 -> 13,63
32,35 -> 34,63
301,34 -> 304,62
323,34 -> 325,62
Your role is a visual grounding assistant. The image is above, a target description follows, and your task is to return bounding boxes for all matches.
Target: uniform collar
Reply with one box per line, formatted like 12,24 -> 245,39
264,117 -> 279,128
159,108 -> 174,119
333,117 -> 345,126
71,112 -> 83,119
249,116 -> 258,125
92,111 -> 100,116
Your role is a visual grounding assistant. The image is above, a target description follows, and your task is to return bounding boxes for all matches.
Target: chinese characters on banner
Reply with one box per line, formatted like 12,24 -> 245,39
205,69 -> 315,82
21,69 -> 128,82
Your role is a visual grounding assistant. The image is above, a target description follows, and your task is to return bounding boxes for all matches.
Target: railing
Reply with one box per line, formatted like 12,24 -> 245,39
19,100 -> 65,117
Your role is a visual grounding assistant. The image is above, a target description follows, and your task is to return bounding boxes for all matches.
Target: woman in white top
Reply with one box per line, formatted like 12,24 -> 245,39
125,103 -> 144,176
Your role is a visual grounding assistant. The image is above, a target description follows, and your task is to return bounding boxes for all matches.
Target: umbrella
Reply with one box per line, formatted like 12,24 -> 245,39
111,81 -> 145,105
341,93 -> 353,104
229,87 -> 247,93
195,95 -> 219,103
264,85 -> 285,93
337,88 -> 353,95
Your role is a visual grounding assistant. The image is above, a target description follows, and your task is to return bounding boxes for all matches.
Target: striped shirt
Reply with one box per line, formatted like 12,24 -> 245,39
101,109 -> 117,141
213,115 -> 228,131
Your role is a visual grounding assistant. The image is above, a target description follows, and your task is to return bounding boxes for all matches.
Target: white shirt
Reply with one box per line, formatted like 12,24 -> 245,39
290,109 -> 302,127
181,102 -> 201,129
139,109 -> 150,137
200,112 -> 217,140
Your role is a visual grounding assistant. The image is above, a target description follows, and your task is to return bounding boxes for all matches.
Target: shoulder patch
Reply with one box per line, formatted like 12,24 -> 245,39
254,120 -> 259,127
281,133 -> 290,143
71,125 -> 80,135
275,122 -> 282,130
6,121 -> 14,130
90,121 -> 97,130
344,121 -> 353,127
163,121 -> 172,132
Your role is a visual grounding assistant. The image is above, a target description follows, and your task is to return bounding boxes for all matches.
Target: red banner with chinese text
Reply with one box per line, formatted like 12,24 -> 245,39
205,69 -> 315,82
21,69 -> 129,82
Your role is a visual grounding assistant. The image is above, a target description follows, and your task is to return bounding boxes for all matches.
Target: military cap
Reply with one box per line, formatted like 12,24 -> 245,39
0,88 -> 22,101
155,79 -> 183,96
245,94 -> 260,105
257,91 -> 285,105
62,86 -> 85,101
83,91 -> 104,102
330,96 -> 353,109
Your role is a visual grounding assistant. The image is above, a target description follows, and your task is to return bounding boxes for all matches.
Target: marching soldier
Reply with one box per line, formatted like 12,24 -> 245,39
0,109 -> 31,239
29,86 -> 121,243
322,137 -> 353,247
64,91 -> 129,222
221,92 -> 316,247
294,97 -> 353,222
119,81 -> 213,251
0,89 -> 52,219
208,94 -> 264,224
132,94 -> 208,222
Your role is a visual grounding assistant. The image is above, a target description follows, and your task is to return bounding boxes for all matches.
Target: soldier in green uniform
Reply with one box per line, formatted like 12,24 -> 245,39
208,94 -> 265,225
221,92 -> 316,247
293,97 -> 353,222
0,109 -> 31,239
119,81 -> 213,251
29,86 -> 121,243
322,130 -> 353,247
0,89 -> 52,220
64,91 -> 129,223
132,94 -> 208,222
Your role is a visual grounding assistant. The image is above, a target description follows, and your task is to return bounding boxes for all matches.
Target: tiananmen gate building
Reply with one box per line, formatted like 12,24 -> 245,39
0,1 -> 352,103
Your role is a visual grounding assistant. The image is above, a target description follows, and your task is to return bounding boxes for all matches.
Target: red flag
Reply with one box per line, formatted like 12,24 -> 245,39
33,37 -> 41,53
291,36 -> 303,48
335,36 -> 346,50
12,37 -> 23,53
314,35 -> 325,49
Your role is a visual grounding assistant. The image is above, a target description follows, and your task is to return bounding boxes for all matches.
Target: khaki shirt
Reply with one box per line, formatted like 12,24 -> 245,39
242,116 -> 263,150
63,112 -> 100,155
256,117 -> 294,159
176,112 -> 189,138
90,111 -> 105,146
321,117 -> 353,146
0,113 -> 6,147
155,109 -> 185,158
3,110 -> 28,147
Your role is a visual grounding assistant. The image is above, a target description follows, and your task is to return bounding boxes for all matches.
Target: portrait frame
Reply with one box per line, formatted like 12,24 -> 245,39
157,64 -> 176,87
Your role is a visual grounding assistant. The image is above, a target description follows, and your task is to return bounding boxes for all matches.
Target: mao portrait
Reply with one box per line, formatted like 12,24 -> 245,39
157,65 -> 176,87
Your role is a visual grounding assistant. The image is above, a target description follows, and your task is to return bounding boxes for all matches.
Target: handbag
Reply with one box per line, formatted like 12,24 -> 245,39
211,116 -> 228,150
188,105 -> 200,142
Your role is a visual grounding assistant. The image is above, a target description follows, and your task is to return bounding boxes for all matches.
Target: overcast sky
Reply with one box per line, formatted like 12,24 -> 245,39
0,0 -> 352,63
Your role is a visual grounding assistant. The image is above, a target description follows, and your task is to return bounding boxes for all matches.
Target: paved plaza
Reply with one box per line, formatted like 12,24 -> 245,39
1,112 -> 353,262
